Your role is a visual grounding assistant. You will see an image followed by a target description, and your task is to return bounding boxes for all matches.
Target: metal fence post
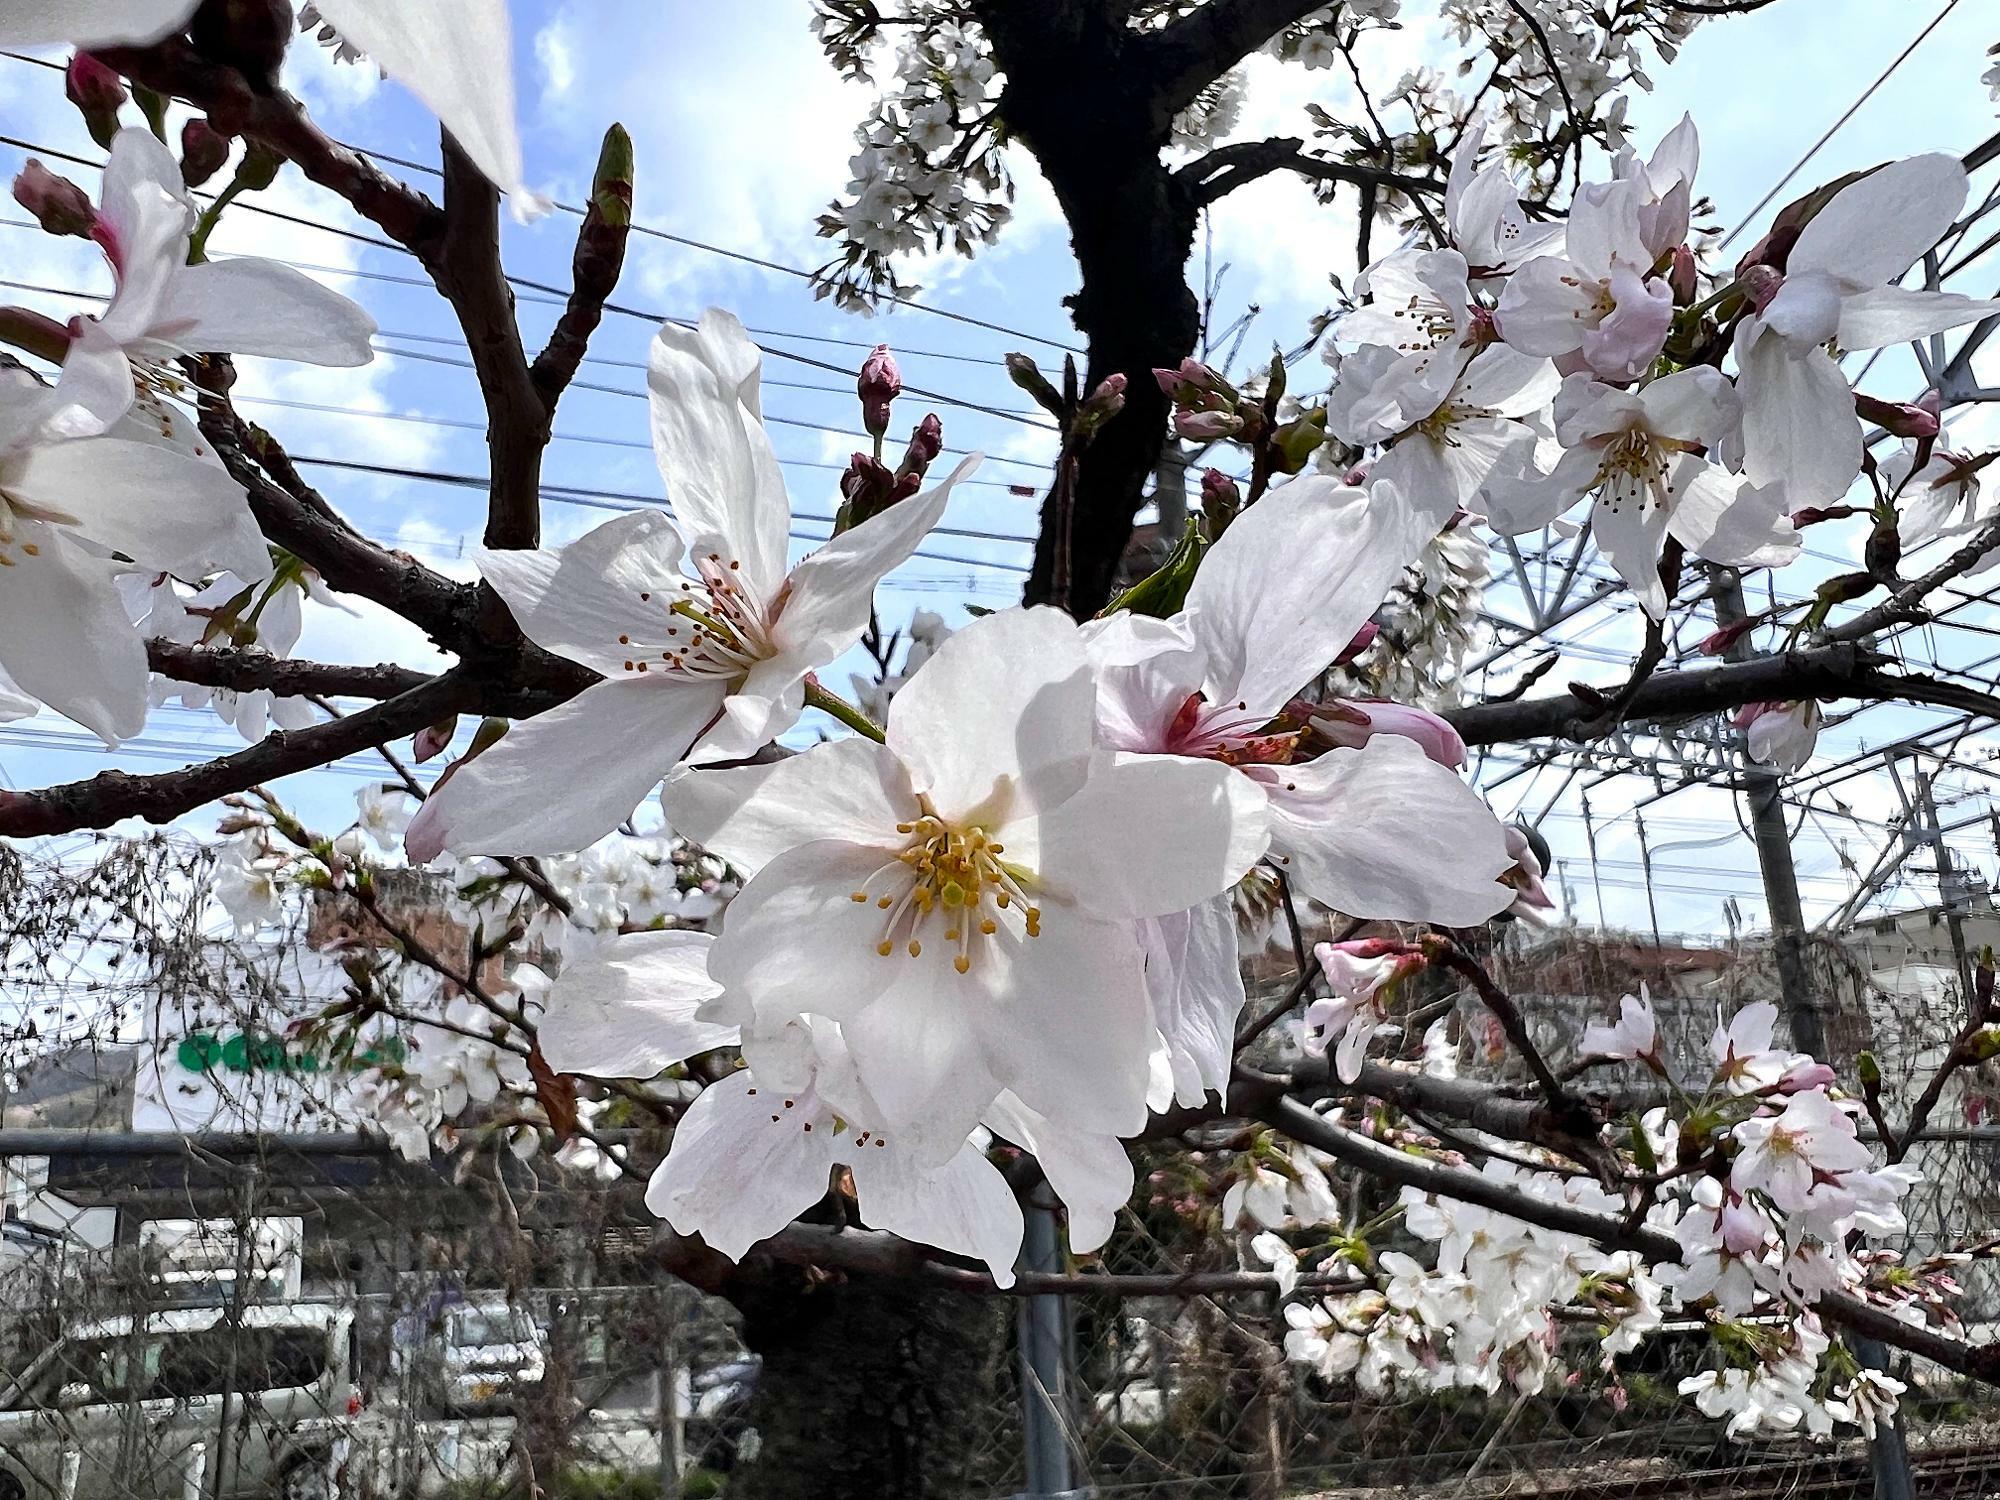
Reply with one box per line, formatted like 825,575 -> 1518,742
1016,1188 -> 1084,1499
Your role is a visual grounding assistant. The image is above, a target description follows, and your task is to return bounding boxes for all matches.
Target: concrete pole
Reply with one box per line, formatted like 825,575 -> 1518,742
1713,573 -> 1914,1500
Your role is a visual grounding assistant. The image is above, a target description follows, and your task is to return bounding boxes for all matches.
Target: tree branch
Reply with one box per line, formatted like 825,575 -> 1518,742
531,126 -> 633,408
0,675 -> 478,839
1176,136 -> 1445,208
99,38 -> 444,250
147,643 -> 435,701
1146,0 -> 1335,126
434,138 -> 549,551
1444,643 -> 2000,746
1251,1091 -> 2000,1387
1822,513 -> 2000,643
191,372 -> 478,649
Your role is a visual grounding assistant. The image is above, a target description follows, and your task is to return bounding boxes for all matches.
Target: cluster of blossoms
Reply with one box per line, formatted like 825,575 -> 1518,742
810,5 -> 1011,309
366,300 -> 1531,1280
0,0 -> 544,746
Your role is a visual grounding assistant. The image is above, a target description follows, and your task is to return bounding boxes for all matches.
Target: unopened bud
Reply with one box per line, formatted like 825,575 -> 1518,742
1270,409 -> 1327,474
1789,503 -> 1860,529
412,716 -> 458,763
1816,570 -> 1877,607
180,118 -> 232,189
12,160 -> 96,238
1738,263 -> 1783,314
1005,352 -> 1063,418
1696,618 -> 1756,657
1200,468 -> 1240,513
1855,390 -> 1940,440
1071,373 -> 1126,441
1667,244 -> 1699,305
858,343 -> 901,439
236,141 -> 284,192
1175,409 -> 1243,442
1857,1050 -> 1882,1090
66,53 -> 127,149
1865,518 -> 1902,580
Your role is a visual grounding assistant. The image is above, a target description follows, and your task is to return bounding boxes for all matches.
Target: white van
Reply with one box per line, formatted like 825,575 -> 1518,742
0,1303 -> 353,1500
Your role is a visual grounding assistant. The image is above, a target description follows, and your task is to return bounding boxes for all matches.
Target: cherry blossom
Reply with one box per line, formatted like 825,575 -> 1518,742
45,128 -> 376,437
1304,938 -> 1425,1082
1731,1090 -> 1874,1215
664,605 -> 1268,1149
1496,176 -> 1674,383
1444,113 -> 1563,273
407,309 -> 979,859
1734,155 -> 2000,505
1735,699 -> 1821,773
1578,986 -> 1660,1067
0,367 -> 266,743
1482,370 -> 1797,617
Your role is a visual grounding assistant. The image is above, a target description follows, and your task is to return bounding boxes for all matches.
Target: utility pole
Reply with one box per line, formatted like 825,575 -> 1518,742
1915,770 -> 1978,1010
1712,572 -> 1915,1500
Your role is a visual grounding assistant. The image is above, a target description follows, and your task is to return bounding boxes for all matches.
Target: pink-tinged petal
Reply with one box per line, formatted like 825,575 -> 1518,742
1735,325 -> 1862,505
309,0 -> 547,218
1495,257 -> 1600,357
886,605 -> 1096,825
535,931 -> 736,1079
1137,894 -> 1244,1109
476,510 -> 689,676
850,1139 -> 1023,1287
662,735 -> 917,876
0,0 -> 196,45
407,676 -> 727,858
648,309 -> 792,599
1313,701 -> 1466,769
92,128 -> 192,344
1834,286 -> 2000,351
772,455 -> 978,660
155,257 -> 377,365
1026,751 -> 1268,920
1579,266 -> 1671,382
644,1072 -> 840,1260
1790,154 -> 1968,289
1253,736 -> 1514,925
1187,475 -> 1437,717
0,521 -> 148,745
983,1091 -> 1134,1255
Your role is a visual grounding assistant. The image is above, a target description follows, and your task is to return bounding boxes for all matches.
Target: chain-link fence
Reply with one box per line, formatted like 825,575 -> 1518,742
10,910 -> 2000,1500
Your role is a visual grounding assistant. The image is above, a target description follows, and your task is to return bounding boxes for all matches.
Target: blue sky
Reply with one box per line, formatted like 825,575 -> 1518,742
0,0 -> 1996,941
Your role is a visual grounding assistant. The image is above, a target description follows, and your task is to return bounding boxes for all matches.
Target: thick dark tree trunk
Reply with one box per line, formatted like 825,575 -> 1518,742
977,4 -> 1205,618
722,1273 -> 1008,1500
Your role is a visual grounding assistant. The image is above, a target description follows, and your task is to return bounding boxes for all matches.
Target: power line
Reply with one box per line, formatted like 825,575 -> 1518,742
286,453 -> 1033,574
0,133 -> 1061,434
0,47 -> 1081,355
1716,0 -> 1965,251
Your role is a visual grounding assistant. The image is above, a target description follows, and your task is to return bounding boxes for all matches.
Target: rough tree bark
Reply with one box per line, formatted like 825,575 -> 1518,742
975,3 -> 1208,617
722,1271 -> 1007,1500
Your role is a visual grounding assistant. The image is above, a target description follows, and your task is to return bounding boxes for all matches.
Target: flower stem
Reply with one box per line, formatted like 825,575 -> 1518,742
188,175 -> 251,264
804,679 -> 885,742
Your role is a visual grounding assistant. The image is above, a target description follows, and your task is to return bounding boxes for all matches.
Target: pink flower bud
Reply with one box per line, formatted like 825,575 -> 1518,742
12,160 -> 96,238
1778,1060 -> 1837,1094
1696,618 -> 1755,657
412,717 -> 458,764
1334,620 -> 1379,665
1668,244 -> 1699,305
1175,410 -> 1242,442
1310,700 -> 1467,770
1342,462 -> 1371,486
1199,468 -> 1240,510
858,343 -> 901,438
1738,263 -> 1784,314
1719,1198 -> 1767,1256
1854,390 -> 1940,440
65,53 -> 127,149
180,118 -> 232,189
